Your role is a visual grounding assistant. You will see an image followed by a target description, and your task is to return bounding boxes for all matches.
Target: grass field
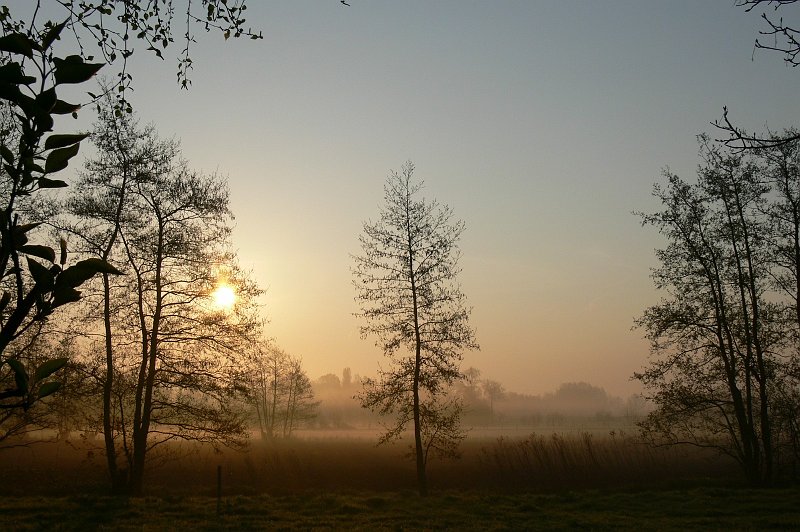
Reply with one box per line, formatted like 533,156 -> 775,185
1,431 -> 797,530
2,487 -> 799,530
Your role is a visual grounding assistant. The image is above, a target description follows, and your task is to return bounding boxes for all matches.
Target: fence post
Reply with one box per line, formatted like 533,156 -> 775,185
217,464 -> 222,516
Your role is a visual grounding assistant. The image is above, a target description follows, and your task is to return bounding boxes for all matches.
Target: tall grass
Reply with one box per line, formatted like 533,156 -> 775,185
0,431 -> 739,497
468,431 -> 736,491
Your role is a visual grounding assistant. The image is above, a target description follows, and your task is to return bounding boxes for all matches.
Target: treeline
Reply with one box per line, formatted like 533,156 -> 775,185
309,367 -> 645,430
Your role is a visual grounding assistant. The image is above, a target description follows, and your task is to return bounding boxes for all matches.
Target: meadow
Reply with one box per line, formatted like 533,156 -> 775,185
3,428 -> 798,529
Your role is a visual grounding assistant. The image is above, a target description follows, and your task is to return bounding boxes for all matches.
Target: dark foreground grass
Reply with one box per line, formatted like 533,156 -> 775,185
1,487 -> 799,530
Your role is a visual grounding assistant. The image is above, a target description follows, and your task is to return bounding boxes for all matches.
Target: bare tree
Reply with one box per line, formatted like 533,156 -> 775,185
352,161 -> 478,496
64,103 -> 262,495
241,343 -> 317,439
636,134 -> 800,485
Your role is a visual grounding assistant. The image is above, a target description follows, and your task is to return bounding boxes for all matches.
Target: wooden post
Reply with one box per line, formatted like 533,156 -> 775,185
216,464 -> 222,516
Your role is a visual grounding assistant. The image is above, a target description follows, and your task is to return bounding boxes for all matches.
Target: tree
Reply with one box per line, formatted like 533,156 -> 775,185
64,102 -> 262,495
715,1 -> 800,149
0,0 -> 271,455
352,161 -> 478,496
481,378 -> 505,417
242,343 -> 318,440
636,134 -> 800,485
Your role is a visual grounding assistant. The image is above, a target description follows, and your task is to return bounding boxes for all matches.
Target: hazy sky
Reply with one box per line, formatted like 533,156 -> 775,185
27,1 -> 800,397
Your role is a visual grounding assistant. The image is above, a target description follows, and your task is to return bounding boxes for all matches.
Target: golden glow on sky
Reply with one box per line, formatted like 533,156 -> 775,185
115,2 -> 798,397
212,284 -> 236,310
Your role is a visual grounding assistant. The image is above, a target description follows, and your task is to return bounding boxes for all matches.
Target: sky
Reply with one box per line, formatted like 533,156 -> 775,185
20,1 -> 800,397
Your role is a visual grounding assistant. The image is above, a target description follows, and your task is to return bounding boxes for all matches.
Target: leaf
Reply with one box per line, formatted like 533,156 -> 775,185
35,87 -> 57,113
26,257 -> 55,289
38,381 -> 62,399
41,21 -> 67,51
0,33 -> 37,59
19,244 -> 56,263
51,99 -> 81,115
37,177 -> 68,189
0,144 -> 12,165
15,222 -> 42,234
44,133 -> 88,150
0,62 -> 36,85
56,258 -> 122,289
53,55 -> 104,85
34,112 -> 54,134
6,358 -> 28,395
0,82 -> 22,103
34,357 -> 68,381
44,143 -> 80,173
52,285 -> 81,308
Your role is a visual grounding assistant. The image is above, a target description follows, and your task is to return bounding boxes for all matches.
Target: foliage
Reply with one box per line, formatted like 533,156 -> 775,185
636,133 -> 800,485
353,161 -> 478,495
0,17 -> 119,432
0,0 -> 263,113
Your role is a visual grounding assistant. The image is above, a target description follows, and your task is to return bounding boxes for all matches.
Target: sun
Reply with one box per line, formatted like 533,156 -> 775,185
212,284 -> 236,309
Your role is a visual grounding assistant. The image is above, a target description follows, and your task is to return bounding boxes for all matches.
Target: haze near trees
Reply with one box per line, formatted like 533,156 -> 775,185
353,162 -> 478,496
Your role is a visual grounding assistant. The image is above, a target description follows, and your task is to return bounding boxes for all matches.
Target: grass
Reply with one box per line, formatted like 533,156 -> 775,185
1,488 -> 799,530
0,431 -> 796,529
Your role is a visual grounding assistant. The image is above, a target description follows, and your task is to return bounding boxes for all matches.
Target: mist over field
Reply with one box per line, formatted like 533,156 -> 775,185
2,0 -> 800,529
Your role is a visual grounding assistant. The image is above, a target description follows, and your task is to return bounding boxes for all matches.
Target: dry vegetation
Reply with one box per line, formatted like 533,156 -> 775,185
1,429 -> 739,497
3,429 -> 795,529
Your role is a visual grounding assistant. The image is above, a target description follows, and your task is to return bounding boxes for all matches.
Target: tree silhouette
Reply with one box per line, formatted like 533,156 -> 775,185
353,161 -> 478,496
64,101 -> 262,494
636,134 -> 800,485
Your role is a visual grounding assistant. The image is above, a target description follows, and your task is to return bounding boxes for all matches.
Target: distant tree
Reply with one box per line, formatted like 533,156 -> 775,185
454,367 -> 484,406
715,1 -> 800,149
282,356 -> 318,437
353,161 -> 478,496
316,373 -> 342,389
635,134 -> 800,485
481,379 -> 505,417
242,343 -> 317,439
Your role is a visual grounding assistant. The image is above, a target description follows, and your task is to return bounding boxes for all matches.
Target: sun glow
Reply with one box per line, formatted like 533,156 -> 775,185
212,284 -> 236,309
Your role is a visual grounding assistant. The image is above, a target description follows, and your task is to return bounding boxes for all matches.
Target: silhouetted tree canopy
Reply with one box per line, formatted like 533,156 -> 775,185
353,161 -> 478,497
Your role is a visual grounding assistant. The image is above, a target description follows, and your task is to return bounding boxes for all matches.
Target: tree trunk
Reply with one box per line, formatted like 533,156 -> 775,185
101,272 -> 125,493
407,193 -> 427,497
